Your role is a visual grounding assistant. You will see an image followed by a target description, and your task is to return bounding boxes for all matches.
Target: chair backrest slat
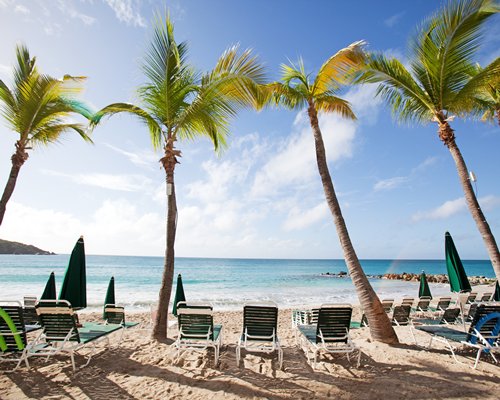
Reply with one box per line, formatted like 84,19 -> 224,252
436,297 -> 451,311
0,303 -> 27,352
416,297 -> 431,311
243,304 -> 278,338
316,304 -> 352,343
178,307 -> 214,340
441,308 -> 460,324
392,305 -> 411,326
104,305 -> 125,325
36,300 -> 80,343
466,304 -> 500,343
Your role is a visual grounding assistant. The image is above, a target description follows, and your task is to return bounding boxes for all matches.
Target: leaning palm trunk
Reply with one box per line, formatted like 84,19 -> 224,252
308,104 -> 398,344
439,122 -> 500,282
0,141 -> 28,226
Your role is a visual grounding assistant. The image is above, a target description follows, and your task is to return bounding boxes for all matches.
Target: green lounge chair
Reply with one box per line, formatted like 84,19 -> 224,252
466,292 -> 478,304
0,301 -> 30,371
416,304 -> 500,368
236,302 -> 282,369
478,293 -> 492,302
413,297 -> 432,315
413,308 -> 461,326
33,300 -> 122,371
401,298 -> 414,307
175,304 -> 222,365
381,299 -> 394,313
297,304 -> 360,368
391,305 -> 411,326
103,304 -> 138,328
22,296 -> 39,326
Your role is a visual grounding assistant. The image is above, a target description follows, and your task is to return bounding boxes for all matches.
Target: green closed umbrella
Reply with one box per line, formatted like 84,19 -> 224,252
41,272 -> 57,300
172,274 -> 186,317
59,236 -> 87,309
445,231 -> 471,293
493,281 -> 500,302
103,276 -> 116,318
418,271 -> 432,299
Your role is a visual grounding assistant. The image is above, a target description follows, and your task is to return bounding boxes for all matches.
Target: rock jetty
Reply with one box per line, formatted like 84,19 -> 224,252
320,271 -> 495,285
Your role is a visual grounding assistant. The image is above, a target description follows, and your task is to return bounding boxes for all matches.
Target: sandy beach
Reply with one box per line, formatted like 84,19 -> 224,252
1,303 -> 499,400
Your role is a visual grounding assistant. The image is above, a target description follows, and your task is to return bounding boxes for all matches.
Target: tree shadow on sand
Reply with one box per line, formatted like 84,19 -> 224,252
2,339 -> 499,400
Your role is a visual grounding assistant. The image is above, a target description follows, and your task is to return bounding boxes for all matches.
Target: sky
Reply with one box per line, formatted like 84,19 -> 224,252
0,0 -> 499,260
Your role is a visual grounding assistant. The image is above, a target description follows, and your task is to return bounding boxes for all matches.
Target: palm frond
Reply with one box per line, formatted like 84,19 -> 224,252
315,94 -> 356,120
31,122 -> 92,145
410,0 -> 499,109
266,82 -> 308,110
359,53 -> 434,123
91,102 -> 163,149
314,40 -> 366,95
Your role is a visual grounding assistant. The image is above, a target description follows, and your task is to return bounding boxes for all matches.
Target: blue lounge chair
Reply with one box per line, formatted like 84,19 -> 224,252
416,304 -> 500,368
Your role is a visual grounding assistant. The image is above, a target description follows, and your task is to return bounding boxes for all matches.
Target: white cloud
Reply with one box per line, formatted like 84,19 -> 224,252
374,176 -> 408,191
57,0 -> 96,25
1,200 -> 164,255
384,12 -> 405,28
412,156 -> 438,173
283,203 -> 328,231
44,23 -> 62,36
251,111 -> 356,198
251,85 -> 382,199
14,4 -> 29,14
104,0 -> 146,27
412,195 -> 500,222
43,170 -> 153,192
0,0 -> 13,8
412,198 -> 466,222
104,143 -> 159,169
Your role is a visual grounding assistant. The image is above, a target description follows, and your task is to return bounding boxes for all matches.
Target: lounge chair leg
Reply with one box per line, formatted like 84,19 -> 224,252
236,345 -> 240,366
473,349 -> 482,369
357,349 -> 361,368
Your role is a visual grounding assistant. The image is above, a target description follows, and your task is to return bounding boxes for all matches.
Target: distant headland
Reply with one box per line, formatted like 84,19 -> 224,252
0,238 -> 55,255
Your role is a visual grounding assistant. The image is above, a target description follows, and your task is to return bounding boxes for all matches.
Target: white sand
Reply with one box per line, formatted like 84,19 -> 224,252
1,304 -> 499,399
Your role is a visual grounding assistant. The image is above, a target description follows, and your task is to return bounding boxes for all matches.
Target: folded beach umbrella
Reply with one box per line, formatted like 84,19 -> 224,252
59,236 -> 87,309
172,274 -> 186,317
418,271 -> 432,299
494,280 -> 500,302
41,272 -> 57,300
103,276 -> 116,317
445,231 -> 471,293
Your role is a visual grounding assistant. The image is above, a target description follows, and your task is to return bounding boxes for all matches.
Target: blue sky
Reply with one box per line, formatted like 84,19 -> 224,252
0,0 -> 499,259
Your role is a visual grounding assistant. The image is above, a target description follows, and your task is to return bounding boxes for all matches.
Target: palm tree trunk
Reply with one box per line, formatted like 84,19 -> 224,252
152,142 -> 179,340
442,124 -> 500,281
0,141 -> 28,226
308,103 -> 398,344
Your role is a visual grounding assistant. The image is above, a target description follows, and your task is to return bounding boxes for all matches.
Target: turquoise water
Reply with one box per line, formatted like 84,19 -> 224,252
0,255 -> 494,311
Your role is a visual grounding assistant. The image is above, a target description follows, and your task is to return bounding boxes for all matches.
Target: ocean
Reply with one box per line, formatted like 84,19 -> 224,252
0,255 -> 494,311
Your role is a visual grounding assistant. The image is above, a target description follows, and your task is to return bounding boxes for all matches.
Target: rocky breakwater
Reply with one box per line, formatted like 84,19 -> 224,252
321,271 -> 495,285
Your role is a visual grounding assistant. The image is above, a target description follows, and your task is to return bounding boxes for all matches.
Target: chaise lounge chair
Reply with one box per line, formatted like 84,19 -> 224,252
297,304 -> 361,368
236,302 -> 283,369
391,305 -> 411,326
415,304 -> 500,368
33,300 -> 123,371
174,304 -> 222,365
0,301 -> 30,371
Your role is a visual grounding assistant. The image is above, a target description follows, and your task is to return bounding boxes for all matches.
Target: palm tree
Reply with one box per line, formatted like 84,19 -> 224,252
0,45 -> 93,226
266,42 -> 398,344
358,0 -> 500,281
478,82 -> 500,126
91,15 -> 265,340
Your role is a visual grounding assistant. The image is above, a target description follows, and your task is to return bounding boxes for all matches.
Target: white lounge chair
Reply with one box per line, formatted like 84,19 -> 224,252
297,304 -> 360,368
236,302 -> 283,369
32,300 -> 122,371
174,304 -> 222,365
